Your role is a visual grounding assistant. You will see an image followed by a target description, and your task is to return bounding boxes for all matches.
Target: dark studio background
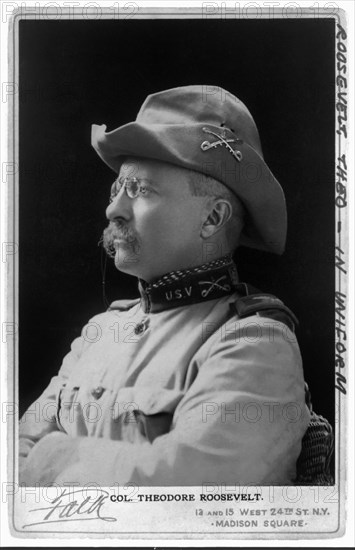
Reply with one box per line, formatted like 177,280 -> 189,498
19,18 -> 335,441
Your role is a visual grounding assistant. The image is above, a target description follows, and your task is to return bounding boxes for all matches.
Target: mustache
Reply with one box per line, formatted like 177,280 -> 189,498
100,221 -> 138,258
99,221 -> 138,258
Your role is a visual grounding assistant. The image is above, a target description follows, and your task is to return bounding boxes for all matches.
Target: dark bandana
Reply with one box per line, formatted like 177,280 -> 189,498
138,255 -> 239,313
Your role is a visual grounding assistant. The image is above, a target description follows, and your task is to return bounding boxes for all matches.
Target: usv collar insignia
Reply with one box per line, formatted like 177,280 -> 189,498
200,127 -> 243,161
138,256 -> 238,313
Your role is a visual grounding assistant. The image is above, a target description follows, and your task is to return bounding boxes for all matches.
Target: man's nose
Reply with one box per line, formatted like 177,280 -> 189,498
106,187 -> 132,221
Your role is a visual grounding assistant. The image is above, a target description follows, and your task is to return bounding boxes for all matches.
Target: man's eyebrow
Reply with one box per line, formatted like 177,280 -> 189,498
115,175 -> 158,187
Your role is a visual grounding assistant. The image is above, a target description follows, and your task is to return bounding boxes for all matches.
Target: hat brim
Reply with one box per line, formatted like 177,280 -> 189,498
92,122 -> 287,255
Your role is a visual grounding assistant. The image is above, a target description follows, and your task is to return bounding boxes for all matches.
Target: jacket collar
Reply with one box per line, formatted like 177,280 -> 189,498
138,255 -> 239,313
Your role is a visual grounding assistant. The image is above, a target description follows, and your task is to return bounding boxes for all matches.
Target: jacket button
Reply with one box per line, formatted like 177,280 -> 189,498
91,386 -> 104,399
134,317 -> 150,335
134,323 -> 144,335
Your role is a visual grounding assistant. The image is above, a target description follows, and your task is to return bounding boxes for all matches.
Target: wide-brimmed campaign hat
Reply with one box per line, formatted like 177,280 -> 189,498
92,85 -> 287,254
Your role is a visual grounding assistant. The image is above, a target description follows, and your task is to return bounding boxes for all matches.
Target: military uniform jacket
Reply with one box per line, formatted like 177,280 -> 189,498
19,262 -> 310,486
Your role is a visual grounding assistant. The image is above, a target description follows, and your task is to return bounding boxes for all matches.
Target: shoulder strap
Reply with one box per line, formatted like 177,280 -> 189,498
234,283 -> 299,332
107,298 -> 140,312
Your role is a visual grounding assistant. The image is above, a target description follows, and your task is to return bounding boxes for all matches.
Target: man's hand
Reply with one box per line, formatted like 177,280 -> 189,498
19,431 -> 80,486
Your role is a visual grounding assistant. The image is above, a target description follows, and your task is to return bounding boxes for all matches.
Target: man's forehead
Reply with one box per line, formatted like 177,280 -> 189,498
119,157 -> 145,177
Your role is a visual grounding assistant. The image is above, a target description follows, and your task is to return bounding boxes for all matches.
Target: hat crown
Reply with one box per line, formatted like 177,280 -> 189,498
136,85 -> 263,158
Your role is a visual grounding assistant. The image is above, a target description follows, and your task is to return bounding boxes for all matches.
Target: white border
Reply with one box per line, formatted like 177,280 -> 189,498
1,0 -> 354,546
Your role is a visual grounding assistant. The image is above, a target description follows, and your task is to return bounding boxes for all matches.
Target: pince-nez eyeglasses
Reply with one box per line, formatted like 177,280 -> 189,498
109,177 -> 150,202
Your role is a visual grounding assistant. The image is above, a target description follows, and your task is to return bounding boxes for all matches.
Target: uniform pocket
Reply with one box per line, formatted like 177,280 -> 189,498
114,387 -> 185,444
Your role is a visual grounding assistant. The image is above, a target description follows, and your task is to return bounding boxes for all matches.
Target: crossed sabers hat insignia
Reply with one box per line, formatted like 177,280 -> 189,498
200,127 -> 243,162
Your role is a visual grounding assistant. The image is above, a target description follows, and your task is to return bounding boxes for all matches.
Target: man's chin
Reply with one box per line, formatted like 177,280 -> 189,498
113,250 -> 141,276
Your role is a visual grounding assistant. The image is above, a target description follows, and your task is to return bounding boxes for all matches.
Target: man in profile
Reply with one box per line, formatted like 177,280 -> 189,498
19,85 -> 310,486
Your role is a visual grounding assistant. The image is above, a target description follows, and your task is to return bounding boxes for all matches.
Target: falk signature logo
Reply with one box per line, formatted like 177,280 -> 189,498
23,488 -> 116,528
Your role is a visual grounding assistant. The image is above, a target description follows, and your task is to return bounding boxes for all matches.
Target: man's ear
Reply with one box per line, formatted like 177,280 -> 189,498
201,199 -> 233,239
